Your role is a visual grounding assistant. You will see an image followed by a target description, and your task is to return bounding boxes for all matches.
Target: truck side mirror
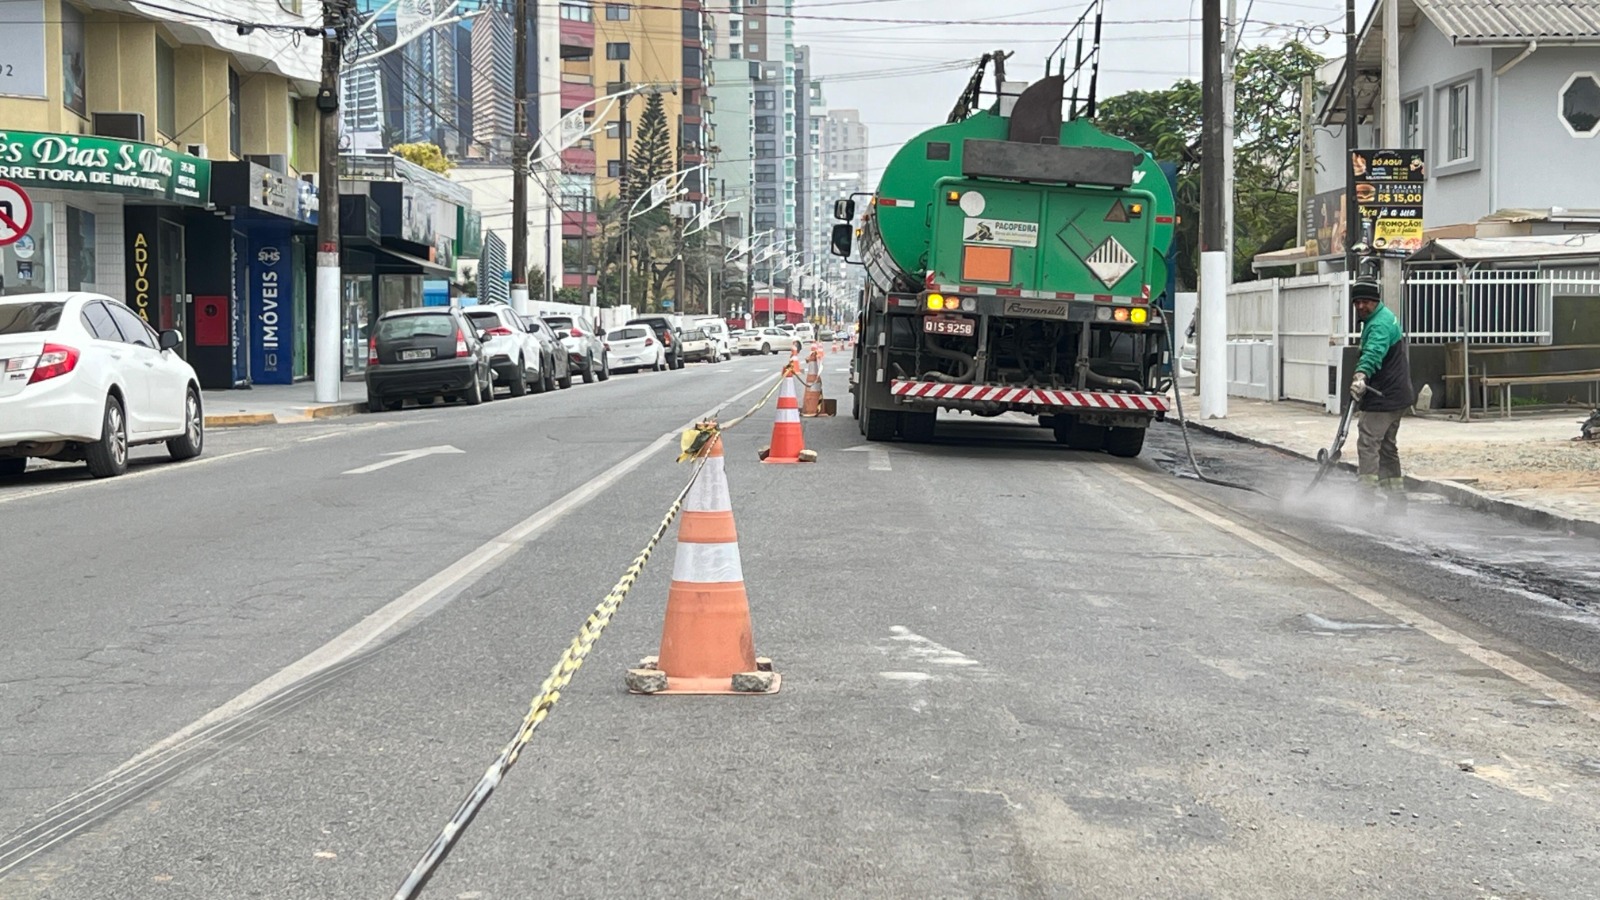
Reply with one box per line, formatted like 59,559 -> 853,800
832,198 -> 856,222
830,223 -> 853,258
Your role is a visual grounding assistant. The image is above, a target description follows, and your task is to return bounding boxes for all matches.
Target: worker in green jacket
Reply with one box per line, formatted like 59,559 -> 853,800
1349,278 -> 1414,497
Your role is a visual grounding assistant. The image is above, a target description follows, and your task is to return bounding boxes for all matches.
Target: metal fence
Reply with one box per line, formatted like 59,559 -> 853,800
1401,266 -> 1600,345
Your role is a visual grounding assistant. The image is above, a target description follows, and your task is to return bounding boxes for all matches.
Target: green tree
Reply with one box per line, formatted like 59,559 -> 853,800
1096,40 -> 1322,285
625,93 -> 674,207
389,141 -> 455,173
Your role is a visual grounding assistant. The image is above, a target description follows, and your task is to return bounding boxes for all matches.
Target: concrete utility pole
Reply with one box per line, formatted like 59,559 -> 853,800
509,0 -> 531,314
314,0 -> 351,404
1222,0 -> 1237,290
1381,0 -> 1403,316
617,62 -> 631,310
1343,0 -> 1360,275
1199,0 -> 1228,419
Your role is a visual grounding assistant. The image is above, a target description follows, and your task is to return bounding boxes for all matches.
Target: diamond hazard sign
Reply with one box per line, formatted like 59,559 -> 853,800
0,180 -> 34,247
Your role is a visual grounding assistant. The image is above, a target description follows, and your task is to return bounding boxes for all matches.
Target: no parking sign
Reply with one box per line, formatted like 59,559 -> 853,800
0,180 -> 34,247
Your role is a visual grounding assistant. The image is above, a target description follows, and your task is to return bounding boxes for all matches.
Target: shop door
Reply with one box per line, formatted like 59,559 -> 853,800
158,220 -> 188,360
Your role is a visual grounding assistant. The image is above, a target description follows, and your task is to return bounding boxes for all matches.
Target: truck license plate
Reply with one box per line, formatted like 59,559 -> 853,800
923,316 -> 975,337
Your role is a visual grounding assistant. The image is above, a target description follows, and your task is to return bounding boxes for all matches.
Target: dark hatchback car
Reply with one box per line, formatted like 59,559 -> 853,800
365,307 -> 495,411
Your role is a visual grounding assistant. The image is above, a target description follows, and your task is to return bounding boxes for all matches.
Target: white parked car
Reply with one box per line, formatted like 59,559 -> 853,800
737,327 -> 789,355
0,293 -> 204,478
464,304 -> 544,396
688,316 -> 733,360
604,325 -> 666,373
794,323 -> 816,342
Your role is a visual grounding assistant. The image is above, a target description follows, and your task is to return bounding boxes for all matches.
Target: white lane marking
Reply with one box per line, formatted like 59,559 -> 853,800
885,625 -> 984,667
342,444 -> 464,475
1109,468 -> 1600,725
0,447 -> 273,507
98,373 -> 777,784
841,444 -> 892,471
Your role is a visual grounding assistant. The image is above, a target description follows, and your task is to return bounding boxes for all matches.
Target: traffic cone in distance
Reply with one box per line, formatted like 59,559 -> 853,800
626,435 -> 778,695
801,353 -> 824,417
762,372 -> 807,463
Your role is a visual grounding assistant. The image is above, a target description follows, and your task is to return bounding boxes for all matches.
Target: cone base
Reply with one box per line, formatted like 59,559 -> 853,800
629,673 -> 782,695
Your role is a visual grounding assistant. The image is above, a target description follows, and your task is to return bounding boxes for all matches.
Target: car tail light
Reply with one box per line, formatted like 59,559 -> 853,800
367,336 -> 379,366
485,326 -> 514,336
569,327 -> 585,337
27,344 -> 79,384
644,337 -> 655,346
456,330 -> 470,357
662,331 -> 673,345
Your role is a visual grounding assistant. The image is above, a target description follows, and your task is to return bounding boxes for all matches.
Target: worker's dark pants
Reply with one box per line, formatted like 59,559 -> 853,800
1357,408 -> 1404,481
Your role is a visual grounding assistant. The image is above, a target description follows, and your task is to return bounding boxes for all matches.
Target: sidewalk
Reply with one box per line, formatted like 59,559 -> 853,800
1187,397 -> 1600,534
202,382 -> 367,427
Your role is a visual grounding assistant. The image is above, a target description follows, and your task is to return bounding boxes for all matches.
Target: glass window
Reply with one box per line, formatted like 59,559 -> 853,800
65,206 -> 96,292
1444,81 -> 1471,162
604,121 -> 632,138
605,3 -> 630,19
605,42 -> 630,61
156,39 -> 176,138
0,202 -> 53,296
81,301 -> 120,340
607,160 -> 622,177
0,301 -> 64,334
1561,73 -> 1600,136
108,303 -> 157,348
560,1 -> 592,21
1399,97 -> 1421,149
377,312 -> 456,340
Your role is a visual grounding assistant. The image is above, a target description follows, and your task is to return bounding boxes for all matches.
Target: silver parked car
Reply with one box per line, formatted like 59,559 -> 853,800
521,315 -> 574,391
541,314 -> 610,383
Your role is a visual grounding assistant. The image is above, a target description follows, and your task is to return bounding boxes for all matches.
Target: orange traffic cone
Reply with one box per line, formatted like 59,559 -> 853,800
626,436 -> 778,695
761,371 -> 808,463
801,352 -> 825,417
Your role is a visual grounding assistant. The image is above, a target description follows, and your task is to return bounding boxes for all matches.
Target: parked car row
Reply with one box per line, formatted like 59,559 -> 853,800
1,292 -> 204,479
364,305 -> 736,412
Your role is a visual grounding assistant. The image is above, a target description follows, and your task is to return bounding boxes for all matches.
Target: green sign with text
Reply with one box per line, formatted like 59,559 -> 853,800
0,130 -> 210,205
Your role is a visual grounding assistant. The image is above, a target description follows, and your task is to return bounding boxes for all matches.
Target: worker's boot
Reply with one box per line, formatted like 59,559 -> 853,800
1379,477 -> 1409,516
1355,474 -> 1381,510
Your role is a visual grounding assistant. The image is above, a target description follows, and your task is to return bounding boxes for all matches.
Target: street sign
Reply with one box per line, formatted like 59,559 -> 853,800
0,180 -> 34,247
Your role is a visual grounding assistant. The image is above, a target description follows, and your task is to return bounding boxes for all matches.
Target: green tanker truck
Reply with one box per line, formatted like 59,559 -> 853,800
831,69 -> 1175,458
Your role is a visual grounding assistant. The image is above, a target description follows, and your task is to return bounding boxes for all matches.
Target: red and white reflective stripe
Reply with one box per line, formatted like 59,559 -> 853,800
889,380 -> 1169,412
877,198 -> 916,208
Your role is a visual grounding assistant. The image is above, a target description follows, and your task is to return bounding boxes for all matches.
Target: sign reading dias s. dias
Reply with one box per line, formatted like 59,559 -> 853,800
0,130 -> 210,205
963,218 -> 1039,248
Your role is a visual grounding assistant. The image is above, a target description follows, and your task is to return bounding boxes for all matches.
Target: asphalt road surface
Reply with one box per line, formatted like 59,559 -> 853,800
3,352 -> 1598,899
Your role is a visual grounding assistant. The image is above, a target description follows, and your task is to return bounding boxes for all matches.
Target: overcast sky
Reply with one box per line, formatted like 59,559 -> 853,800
795,0 -> 1378,180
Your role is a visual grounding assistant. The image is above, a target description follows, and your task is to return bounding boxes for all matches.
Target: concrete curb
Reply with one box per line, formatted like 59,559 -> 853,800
204,412 -> 277,427
305,402 -> 365,420
1180,420 -> 1600,541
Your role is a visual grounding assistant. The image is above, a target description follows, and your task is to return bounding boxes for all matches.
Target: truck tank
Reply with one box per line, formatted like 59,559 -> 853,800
859,95 -> 1177,306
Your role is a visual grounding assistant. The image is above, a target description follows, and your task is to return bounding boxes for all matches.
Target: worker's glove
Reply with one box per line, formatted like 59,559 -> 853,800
1351,372 -> 1369,400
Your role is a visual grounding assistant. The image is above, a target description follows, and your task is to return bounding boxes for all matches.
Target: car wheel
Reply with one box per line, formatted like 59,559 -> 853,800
368,390 -> 386,413
464,374 -> 484,406
543,367 -> 557,392
166,386 -> 205,461
85,395 -> 129,478
509,358 -> 528,397
598,354 -> 611,381
558,364 -> 573,390
0,457 -> 26,477
531,363 -> 548,393
482,367 -> 496,402
581,356 -> 596,384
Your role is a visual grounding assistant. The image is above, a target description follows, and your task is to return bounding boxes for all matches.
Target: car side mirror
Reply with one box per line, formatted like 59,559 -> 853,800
477,330 -> 490,342
159,329 -> 183,351
830,223 -> 853,258
832,198 -> 856,221
555,330 -> 570,339
596,328 -> 606,338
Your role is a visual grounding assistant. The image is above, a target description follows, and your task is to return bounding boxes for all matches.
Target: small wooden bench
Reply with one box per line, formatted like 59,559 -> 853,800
1480,370 -> 1600,417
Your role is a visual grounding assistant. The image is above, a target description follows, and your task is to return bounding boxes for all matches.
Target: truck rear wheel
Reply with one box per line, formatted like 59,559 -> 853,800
862,399 -> 897,442
1053,419 -> 1106,451
1105,427 -> 1146,458
899,411 -> 936,443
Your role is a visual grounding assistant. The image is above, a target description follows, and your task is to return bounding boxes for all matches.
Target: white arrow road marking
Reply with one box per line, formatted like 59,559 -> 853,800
841,444 -> 891,471
342,445 -> 464,475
